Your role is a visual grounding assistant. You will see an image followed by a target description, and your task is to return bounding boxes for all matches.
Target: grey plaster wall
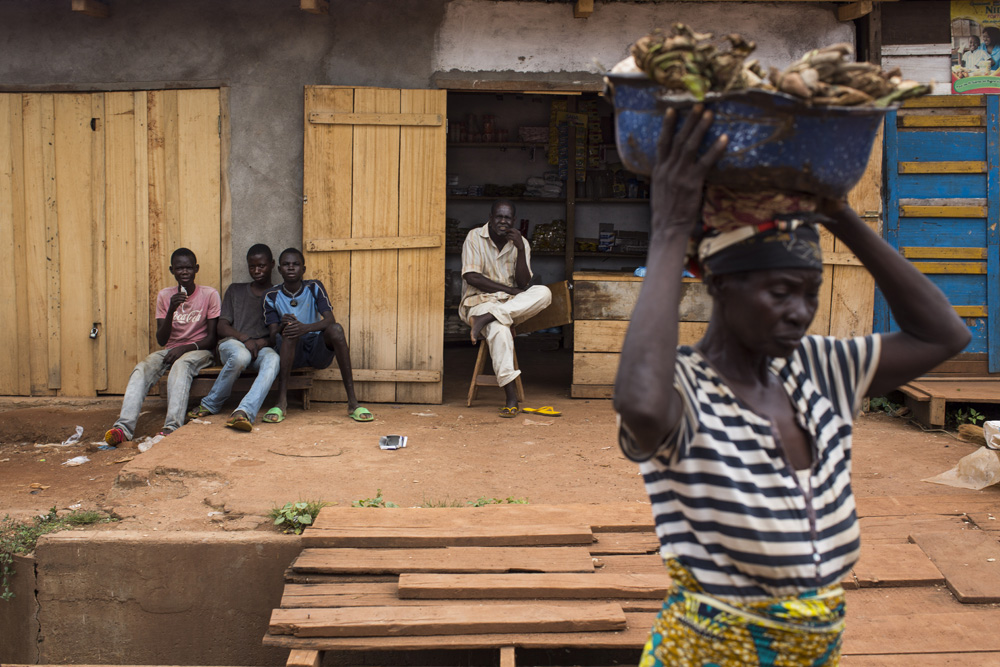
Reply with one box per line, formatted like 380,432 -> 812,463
0,0 -> 849,276
0,0 -> 447,272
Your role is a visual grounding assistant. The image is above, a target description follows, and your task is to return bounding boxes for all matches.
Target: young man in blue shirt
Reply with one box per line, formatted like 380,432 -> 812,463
262,248 -> 372,423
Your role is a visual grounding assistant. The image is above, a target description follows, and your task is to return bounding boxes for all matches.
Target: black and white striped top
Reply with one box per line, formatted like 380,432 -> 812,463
619,335 -> 881,601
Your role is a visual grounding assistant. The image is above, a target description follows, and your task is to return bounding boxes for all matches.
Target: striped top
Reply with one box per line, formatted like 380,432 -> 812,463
459,222 -> 533,321
619,334 -> 881,601
262,280 -> 333,328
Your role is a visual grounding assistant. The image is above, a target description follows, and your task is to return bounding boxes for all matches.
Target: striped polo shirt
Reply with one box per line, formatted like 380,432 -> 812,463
620,334 -> 881,601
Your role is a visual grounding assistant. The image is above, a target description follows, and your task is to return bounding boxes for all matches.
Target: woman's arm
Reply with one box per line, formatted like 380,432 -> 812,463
613,107 -> 728,458
819,200 -> 971,395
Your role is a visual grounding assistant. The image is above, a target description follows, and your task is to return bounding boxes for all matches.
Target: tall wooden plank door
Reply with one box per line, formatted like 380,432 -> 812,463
879,95 -> 986,375
145,89 -> 222,352
103,91 -> 151,394
0,93 -> 29,395
303,86 -> 446,404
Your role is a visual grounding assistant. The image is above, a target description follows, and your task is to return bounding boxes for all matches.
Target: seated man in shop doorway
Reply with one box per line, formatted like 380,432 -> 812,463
104,247 -> 221,446
262,247 -> 372,423
460,200 -> 552,417
186,243 -> 280,432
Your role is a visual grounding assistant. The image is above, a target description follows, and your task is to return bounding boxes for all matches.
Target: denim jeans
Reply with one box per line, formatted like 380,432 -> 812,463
199,339 -> 280,423
113,348 -> 213,440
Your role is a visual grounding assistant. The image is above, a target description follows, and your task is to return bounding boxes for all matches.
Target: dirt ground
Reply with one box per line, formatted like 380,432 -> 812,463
1,344 -> 996,532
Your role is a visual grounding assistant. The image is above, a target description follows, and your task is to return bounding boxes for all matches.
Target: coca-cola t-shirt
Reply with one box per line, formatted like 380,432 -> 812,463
155,284 -> 222,349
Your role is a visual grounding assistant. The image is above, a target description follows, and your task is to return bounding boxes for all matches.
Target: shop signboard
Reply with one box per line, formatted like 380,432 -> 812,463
951,1 -> 1000,94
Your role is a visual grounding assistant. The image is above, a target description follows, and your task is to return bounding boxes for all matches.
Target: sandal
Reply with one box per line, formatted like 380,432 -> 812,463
348,406 -> 374,422
499,406 -> 519,418
104,427 -> 127,447
262,407 -> 285,423
522,406 -> 562,417
226,411 -> 254,432
187,404 -> 212,420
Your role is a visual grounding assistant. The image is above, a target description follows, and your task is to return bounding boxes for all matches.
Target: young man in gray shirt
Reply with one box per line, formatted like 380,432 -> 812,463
187,244 -> 279,431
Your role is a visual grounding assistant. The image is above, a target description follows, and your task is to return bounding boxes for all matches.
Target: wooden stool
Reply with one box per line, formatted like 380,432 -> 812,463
467,339 -> 525,407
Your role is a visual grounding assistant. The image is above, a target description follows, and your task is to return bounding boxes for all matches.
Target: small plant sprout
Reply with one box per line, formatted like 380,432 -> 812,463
268,500 -> 330,535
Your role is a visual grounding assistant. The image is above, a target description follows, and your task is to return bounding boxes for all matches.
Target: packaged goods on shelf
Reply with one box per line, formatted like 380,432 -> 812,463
530,219 -> 566,252
518,126 -> 549,143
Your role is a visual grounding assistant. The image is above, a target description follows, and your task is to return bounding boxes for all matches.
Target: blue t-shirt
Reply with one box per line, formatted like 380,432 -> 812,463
263,280 -> 333,327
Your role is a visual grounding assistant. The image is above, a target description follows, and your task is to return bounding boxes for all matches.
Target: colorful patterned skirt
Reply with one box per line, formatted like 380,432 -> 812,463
639,559 -> 845,667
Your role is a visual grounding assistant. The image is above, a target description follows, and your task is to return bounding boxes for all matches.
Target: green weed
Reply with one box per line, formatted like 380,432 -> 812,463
951,406 -> 986,428
268,500 -> 330,535
467,496 -> 529,507
352,489 -> 398,508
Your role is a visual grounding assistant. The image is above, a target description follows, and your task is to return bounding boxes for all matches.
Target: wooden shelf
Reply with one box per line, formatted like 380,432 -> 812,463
577,198 -> 649,204
448,142 -> 548,149
447,196 -> 565,202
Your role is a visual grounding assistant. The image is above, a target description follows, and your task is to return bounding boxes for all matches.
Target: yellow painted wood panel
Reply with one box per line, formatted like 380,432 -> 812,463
350,87 -> 401,403
40,95 -> 61,390
809,226 -> 837,337
0,95 -> 25,394
303,86 -> 355,403
176,89 -> 221,293
955,306 -> 988,317
134,92 -> 151,372
396,88 -> 446,404
899,161 -> 986,174
54,93 -> 97,396
104,92 -> 143,394
902,247 -> 987,259
90,93 -> 107,392
20,94 -> 57,393
572,321 -> 704,353
911,261 -> 986,274
898,115 -> 983,128
8,96 -> 30,395
902,95 -> 984,108
146,89 -> 173,349
901,205 -> 986,218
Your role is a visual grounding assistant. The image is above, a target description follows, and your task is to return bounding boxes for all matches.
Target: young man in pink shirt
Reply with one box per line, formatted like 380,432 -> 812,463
104,248 -> 221,446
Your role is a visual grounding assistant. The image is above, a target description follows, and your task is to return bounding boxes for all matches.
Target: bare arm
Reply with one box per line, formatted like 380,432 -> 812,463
613,107 -> 728,459
819,200 -> 971,395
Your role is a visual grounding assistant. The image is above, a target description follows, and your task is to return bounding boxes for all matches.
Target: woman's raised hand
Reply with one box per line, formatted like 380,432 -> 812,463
649,106 -> 728,237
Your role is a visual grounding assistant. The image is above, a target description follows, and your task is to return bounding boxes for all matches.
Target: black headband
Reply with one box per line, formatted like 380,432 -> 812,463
702,219 -> 823,278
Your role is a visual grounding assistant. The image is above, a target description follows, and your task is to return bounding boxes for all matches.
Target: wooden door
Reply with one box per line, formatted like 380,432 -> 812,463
880,95 -> 992,374
303,86 -> 446,404
0,89 -> 223,397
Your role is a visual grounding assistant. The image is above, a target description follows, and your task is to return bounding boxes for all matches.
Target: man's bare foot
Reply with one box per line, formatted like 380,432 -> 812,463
469,314 -> 495,344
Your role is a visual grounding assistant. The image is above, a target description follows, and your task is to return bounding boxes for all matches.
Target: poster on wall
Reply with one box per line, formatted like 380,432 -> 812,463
951,1 -> 1000,93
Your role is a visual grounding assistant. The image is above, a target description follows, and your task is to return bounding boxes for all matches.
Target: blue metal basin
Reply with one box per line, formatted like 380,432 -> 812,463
605,73 -> 890,198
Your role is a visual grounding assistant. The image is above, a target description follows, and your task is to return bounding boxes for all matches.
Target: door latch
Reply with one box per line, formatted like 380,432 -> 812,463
90,324 -> 100,339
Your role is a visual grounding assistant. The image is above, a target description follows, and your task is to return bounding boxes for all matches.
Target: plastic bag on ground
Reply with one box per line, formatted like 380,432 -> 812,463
61,426 -> 84,446
924,446 -> 1000,490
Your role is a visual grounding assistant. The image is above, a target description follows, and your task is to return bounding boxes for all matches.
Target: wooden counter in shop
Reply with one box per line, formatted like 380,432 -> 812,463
571,271 -> 710,399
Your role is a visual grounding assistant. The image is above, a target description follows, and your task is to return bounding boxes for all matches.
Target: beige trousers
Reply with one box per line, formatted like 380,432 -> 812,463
464,285 -> 552,386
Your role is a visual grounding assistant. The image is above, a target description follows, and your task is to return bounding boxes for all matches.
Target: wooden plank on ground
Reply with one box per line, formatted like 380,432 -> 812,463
397,572 -> 670,599
311,504 -> 654,533
301,523 -> 593,548
281,582 -> 400,608
910,530 -> 1000,602
853,543 -> 943,587
593,554 -> 665,575
966,512 -> 1000,530
856,495 -> 1000,518
859,515 -> 971,543
287,648 -> 322,667
291,546 -> 596,575
262,611 -> 656,650
303,86 -> 354,403
338,90 -> 447,392
54,93 -> 96,396
270,602 -> 627,637
350,87 -> 400,403
590,532 -> 659,555
843,586 -> 1000,654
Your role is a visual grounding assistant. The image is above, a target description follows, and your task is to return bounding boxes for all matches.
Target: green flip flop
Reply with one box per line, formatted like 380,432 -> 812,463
262,407 -> 285,423
348,406 -> 374,422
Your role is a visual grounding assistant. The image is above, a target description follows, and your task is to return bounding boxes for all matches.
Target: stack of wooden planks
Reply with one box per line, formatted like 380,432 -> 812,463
265,501 -> 1000,666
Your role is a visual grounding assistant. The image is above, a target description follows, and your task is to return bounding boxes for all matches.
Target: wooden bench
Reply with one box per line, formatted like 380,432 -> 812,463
157,366 -> 315,411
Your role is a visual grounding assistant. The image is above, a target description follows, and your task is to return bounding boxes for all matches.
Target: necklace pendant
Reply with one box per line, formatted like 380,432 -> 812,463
290,299 -> 298,307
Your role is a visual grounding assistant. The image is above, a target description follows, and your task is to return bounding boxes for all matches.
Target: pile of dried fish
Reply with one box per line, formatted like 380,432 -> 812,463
629,24 -> 763,100
769,43 -> 929,106
626,24 -> 929,107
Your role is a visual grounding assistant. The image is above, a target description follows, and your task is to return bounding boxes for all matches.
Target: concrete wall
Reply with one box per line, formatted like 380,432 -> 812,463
32,531 -> 301,665
0,0 -> 850,273
0,554 -> 39,663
